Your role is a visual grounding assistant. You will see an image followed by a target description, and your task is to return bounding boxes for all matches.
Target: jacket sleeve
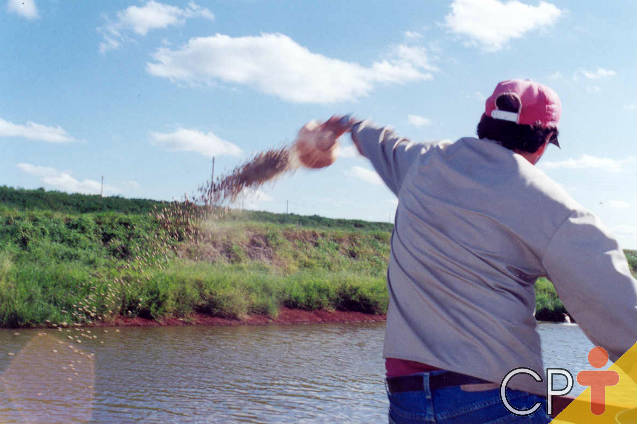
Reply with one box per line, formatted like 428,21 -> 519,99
350,120 -> 425,195
542,209 -> 637,361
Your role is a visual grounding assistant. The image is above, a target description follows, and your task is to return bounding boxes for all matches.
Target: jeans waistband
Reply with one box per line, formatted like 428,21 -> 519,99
387,371 -> 490,393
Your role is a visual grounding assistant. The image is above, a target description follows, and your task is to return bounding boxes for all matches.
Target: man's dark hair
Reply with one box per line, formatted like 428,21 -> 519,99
476,94 -> 558,153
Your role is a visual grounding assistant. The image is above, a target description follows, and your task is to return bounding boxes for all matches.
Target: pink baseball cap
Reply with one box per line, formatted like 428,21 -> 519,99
485,79 -> 561,130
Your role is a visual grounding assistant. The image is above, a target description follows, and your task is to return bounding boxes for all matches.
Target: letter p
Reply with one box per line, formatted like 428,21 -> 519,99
546,368 -> 574,415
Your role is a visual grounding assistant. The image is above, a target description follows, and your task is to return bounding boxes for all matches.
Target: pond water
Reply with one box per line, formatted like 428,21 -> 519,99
0,322 -> 595,423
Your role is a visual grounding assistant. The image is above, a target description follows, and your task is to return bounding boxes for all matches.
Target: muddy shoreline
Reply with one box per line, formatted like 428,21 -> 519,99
28,308 -> 574,330
92,308 -> 387,328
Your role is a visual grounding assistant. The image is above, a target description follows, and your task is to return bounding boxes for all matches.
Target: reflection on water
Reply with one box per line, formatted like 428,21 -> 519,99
0,332 -> 94,424
0,322 -> 594,423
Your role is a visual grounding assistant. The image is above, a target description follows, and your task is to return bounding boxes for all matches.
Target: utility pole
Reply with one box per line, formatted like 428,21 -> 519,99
286,200 -> 289,214
100,176 -> 104,197
209,156 -> 216,205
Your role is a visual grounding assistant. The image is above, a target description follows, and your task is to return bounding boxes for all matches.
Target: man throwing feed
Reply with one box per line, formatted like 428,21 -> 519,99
297,79 -> 637,423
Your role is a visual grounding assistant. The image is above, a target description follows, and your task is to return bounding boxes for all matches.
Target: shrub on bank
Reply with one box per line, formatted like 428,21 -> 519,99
534,278 -> 567,322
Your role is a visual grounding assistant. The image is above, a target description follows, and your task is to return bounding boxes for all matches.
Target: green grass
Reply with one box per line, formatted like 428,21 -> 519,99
0,191 -> 392,327
119,264 -> 387,320
0,187 -> 634,327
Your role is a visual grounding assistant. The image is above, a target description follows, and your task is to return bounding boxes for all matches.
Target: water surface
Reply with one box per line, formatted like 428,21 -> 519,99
0,322 -> 594,423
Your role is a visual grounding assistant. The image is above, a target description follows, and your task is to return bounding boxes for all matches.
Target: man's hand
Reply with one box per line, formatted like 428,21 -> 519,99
320,115 -> 356,142
323,114 -> 364,156
294,115 -> 356,169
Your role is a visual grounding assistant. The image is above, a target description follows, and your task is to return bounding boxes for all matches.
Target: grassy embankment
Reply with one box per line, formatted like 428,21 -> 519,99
0,186 -> 635,328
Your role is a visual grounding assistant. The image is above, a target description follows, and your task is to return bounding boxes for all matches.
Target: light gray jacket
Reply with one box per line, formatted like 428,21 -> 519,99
351,120 -> 637,395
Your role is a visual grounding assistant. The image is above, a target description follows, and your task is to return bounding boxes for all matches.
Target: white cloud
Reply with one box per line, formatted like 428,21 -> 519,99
150,128 -> 242,157
603,200 -> 630,209
404,31 -> 423,40
541,155 -> 635,173
346,166 -> 383,185
0,117 -> 76,143
17,163 -> 120,195
17,163 -> 58,178
233,188 -> 273,209
408,114 -> 431,127
244,188 -> 272,202
99,1 -> 214,52
146,33 -> 434,103
579,67 -> 616,80
6,0 -> 38,19
392,45 -> 436,73
610,225 -> 636,237
445,0 -> 561,51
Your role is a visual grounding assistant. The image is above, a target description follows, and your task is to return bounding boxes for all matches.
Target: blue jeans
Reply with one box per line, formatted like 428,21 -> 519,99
387,371 -> 551,424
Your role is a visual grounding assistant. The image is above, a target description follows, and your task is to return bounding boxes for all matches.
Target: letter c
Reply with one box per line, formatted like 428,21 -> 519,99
500,368 -> 542,416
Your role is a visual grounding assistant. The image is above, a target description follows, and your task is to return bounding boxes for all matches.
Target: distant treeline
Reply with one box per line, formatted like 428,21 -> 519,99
0,185 -> 393,232
0,185 -> 167,214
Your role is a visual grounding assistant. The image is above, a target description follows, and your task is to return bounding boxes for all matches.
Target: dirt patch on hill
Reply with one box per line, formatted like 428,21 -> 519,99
176,230 -> 277,264
282,229 -> 321,246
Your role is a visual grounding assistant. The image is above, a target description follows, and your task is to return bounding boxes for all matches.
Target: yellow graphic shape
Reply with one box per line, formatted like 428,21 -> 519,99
551,343 -> 637,424
0,332 -> 95,424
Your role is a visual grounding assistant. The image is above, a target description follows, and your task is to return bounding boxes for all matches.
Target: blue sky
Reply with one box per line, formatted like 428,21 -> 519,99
1,0 -> 635,248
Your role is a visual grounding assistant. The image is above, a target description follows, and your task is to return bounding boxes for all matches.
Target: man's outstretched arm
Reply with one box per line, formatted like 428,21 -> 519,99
323,116 -> 426,195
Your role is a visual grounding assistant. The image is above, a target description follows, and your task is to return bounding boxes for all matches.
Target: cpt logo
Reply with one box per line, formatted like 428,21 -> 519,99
500,347 -> 619,416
